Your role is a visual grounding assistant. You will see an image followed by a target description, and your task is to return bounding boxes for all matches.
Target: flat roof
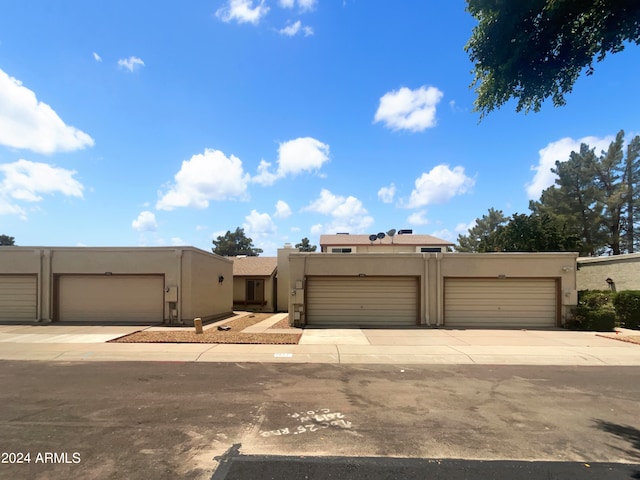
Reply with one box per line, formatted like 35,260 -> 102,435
319,234 -> 454,246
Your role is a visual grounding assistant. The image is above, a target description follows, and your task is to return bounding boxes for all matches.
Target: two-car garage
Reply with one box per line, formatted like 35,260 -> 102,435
304,276 -> 558,328
287,252 -> 576,328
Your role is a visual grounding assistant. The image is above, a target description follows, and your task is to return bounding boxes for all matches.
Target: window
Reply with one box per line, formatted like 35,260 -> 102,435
419,247 -> 442,253
331,248 -> 353,253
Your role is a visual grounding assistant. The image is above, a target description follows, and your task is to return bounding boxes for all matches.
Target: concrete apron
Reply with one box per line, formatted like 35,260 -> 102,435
0,324 -> 639,366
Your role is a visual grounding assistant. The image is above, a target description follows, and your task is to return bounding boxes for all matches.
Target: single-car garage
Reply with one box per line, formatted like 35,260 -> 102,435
306,276 -> 419,327
57,274 -> 165,323
0,275 -> 37,322
444,278 -> 558,328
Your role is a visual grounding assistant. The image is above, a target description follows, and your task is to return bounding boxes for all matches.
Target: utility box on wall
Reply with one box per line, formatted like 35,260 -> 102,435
165,286 -> 178,302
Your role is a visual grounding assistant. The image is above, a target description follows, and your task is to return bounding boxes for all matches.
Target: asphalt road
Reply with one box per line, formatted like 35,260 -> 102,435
0,361 -> 638,480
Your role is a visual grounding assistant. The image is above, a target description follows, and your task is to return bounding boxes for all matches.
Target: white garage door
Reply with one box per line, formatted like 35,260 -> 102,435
444,278 -> 557,328
58,275 -> 164,323
0,275 -> 37,321
306,276 -> 418,327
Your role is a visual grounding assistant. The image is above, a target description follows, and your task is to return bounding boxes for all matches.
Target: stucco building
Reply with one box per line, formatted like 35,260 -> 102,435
0,246 -> 233,325
279,249 -> 578,329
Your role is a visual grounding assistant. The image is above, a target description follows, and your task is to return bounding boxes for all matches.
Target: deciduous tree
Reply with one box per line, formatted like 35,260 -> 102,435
0,234 -> 15,246
212,227 -> 262,256
465,0 -> 640,117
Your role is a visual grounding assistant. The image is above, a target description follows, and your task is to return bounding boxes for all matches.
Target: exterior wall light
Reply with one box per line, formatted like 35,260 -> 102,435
218,275 -> 224,283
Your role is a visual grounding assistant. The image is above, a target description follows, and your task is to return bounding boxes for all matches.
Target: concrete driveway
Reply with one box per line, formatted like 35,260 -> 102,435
0,322 -> 639,365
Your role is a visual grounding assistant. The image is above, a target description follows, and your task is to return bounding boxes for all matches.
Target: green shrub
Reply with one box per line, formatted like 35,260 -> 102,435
612,290 -> 640,329
578,289 -> 615,309
570,290 -> 616,331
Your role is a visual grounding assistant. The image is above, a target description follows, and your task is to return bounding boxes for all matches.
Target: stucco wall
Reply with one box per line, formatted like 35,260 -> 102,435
276,245 -> 297,312
286,252 -> 578,327
182,249 -> 233,323
577,253 -> 640,291
0,246 -> 232,324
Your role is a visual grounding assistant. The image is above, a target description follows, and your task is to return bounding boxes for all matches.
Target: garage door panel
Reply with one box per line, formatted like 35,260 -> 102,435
307,276 -> 418,327
445,278 -> 557,328
58,275 -> 164,323
0,275 -> 37,321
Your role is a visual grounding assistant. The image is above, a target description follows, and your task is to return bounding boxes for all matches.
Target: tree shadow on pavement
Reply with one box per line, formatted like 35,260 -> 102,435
593,419 -> 640,479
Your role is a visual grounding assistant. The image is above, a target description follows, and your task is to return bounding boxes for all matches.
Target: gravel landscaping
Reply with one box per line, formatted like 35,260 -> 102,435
110,313 -> 301,344
597,332 -> 640,346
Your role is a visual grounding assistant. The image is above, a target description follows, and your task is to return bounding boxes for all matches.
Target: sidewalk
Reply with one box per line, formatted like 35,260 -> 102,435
0,320 -> 639,365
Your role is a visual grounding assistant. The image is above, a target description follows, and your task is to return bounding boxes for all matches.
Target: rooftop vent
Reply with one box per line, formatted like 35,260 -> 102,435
398,229 -> 413,235
336,232 -> 350,235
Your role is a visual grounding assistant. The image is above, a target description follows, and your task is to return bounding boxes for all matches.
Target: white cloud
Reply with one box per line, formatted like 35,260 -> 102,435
243,209 -> 276,237
274,200 -> 292,218
0,69 -> 95,154
216,0 -> 269,25
455,221 -> 475,234
526,135 -> 614,200
0,159 -> 84,217
156,148 -> 250,210
297,0 -> 317,10
171,237 -> 185,245
377,183 -> 396,203
117,56 -> 145,72
430,229 -> 455,242
407,210 -> 429,225
407,164 -> 474,208
252,160 -> 279,185
251,137 -> 329,185
131,211 -> 158,232
279,0 -> 316,10
92,52 -> 102,62
303,189 -> 374,234
374,85 -> 444,132
278,20 -> 314,36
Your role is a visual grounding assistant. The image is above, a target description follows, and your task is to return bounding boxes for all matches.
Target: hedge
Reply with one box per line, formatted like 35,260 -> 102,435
570,290 -> 616,331
612,290 -> 640,329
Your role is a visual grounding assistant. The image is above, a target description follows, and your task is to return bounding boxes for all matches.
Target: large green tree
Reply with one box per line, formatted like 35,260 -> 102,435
465,0 -> 640,117
0,235 -> 16,246
295,237 -> 317,252
212,227 -> 262,256
623,135 -> 640,252
530,144 -> 606,256
456,208 -> 507,252
493,213 -> 581,252
530,130 -> 640,255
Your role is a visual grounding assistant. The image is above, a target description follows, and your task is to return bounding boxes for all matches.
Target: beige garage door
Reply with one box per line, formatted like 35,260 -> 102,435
58,275 -> 164,323
306,276 -> 418,327
0,275 -> 37,321
444,278 -> 557,328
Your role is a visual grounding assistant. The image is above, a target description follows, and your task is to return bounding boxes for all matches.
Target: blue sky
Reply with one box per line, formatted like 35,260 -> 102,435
1,1 -> 640,255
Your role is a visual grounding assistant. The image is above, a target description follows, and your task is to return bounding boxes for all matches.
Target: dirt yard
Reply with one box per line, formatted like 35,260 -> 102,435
110,313 -> 301,344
